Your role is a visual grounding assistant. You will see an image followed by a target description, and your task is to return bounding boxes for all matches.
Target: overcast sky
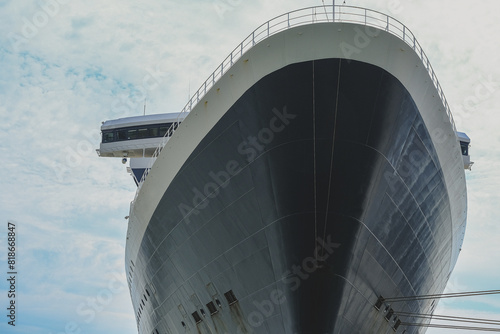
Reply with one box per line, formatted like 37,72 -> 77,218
1,0 -> 499,333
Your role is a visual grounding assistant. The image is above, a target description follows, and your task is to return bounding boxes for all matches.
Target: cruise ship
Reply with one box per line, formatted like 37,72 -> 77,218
97,6 -> 473,334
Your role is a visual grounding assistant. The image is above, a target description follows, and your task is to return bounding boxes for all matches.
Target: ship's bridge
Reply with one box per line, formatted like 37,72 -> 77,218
457,132 -> 473,170
97,112 -> 184,158
96,112 -> 186,185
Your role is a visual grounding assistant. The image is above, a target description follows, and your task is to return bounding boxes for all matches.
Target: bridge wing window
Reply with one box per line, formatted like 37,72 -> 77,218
102,131 -> 114,143
158,123 -> 173,137
137,128 -> 149,139
102,122 -> 180,143
149,127 -> 158,137
159,126 -> 168,137
127,129 -> 138,140
460,141 -> 469,156
117,130 -> 127,141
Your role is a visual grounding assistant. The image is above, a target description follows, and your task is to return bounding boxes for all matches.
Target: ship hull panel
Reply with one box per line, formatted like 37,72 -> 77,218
127,58 -> 463,333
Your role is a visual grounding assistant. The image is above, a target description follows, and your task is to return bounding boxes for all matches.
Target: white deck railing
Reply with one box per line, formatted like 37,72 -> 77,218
135,5 -> 455,196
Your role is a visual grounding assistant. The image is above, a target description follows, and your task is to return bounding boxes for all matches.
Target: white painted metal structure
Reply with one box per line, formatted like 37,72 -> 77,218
97,112 -> 184,158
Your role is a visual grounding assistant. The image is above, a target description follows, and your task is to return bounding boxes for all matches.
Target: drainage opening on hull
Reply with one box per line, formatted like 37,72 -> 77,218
375,295 -> 384,310
192,311 -> 203,324
393,319 -> 402,331
374,295 -> 404,332
207,301 -> 218,315
384,308 -> 394,321
224,290 -> 238,305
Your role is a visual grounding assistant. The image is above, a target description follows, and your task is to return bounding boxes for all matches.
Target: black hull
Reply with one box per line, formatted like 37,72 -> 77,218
128,58 -> 458,334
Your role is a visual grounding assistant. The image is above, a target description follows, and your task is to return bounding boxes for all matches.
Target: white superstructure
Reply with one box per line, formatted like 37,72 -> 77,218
97,112 -> 185,158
